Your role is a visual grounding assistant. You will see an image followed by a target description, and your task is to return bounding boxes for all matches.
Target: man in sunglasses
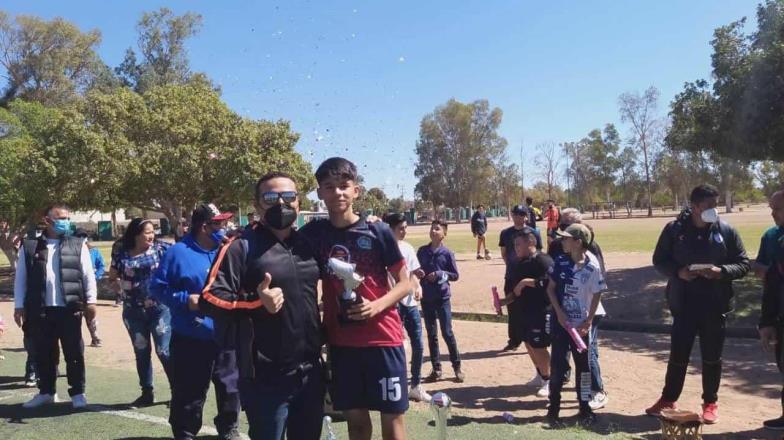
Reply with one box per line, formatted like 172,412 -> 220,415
150,204 -> 240,440
201,172 -> 323,440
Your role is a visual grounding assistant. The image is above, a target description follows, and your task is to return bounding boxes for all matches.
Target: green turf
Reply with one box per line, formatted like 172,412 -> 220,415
0,350 -> 632,439
403,221 -> 769,255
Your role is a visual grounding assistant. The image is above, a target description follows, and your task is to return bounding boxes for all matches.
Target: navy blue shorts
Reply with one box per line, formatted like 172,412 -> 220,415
329,345 -> 409,414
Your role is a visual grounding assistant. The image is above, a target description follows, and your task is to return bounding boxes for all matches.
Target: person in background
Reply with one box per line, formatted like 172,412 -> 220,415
754,190 -> 784,278
471,205 -> 491,260
645,184 -> 750,424
544,200 -> 561,249
499,205 -> 538,353
74,229 -> 105,348
150,204 -> 240,440
383,213 -> 431,403
759,234 -> 784,431
110,218 -> 173,407
14,204 -> 97,409
526,197 -> 541,227
246,212 -> 256,227
418,220 -> 464,384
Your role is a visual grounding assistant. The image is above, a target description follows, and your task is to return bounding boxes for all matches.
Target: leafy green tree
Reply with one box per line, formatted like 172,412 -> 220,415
355,187 -> 388,215
757,161 -> 784,196
388,197 -> 407,214
0,100 -> 107,268
667,1 -> 784,161
116,8 -> 205,92
85,83 -> 314,234
414,99 -> 507,215
0,11 -> 103,106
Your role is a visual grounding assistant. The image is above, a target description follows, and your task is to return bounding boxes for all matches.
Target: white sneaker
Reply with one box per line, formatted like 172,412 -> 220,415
525,374 -> 544,387
23,393 -> 59,408
71,393 -> 88,409
409,385 -> 432,403
588,391 -> 608,410
536,380 -> 550,398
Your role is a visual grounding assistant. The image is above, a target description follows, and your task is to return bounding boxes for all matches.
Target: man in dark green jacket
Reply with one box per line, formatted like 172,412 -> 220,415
645,184 -> 750,425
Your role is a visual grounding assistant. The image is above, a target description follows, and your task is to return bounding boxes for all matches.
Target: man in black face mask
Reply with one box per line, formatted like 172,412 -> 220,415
201,172 -> 324,440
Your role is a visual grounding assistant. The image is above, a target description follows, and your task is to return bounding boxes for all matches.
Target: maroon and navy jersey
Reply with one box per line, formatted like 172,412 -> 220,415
300,217 -> 406,347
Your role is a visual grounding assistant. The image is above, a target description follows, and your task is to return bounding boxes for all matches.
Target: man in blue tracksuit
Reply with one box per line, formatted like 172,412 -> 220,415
150,204 -> 240,440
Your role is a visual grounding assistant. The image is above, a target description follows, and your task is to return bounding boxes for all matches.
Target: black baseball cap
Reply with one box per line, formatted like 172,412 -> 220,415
192,203 -> 233,225
511,205 -> 529,216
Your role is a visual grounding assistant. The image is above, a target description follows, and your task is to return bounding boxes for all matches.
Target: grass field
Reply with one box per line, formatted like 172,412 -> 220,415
403,219 -> 769,256
0,350 -> 628,439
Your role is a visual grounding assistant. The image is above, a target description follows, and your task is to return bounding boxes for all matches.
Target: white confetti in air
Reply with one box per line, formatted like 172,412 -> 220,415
208,153 -> 217,160
398,56 -> 405,63
90,178 -> 96,184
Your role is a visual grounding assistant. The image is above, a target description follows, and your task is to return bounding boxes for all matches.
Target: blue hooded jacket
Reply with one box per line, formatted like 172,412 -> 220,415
149,234 -> 217,340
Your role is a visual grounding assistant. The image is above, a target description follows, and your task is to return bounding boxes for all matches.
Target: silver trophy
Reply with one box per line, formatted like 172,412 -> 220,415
322,415 -> 337,440
328,257 -> 365,324
430,392 -> 451,440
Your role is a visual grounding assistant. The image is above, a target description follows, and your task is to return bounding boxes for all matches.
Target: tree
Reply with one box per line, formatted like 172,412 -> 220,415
85,82 -> 315,235
0,100 -> 108,268
355,187 -> 388,215
414,99 -> 507,215
666,1 -> 784,161
0,11 -> 103,106
388,197 -> 407,214
493,161 -> 522,220
116,8 -> 204,92
534,142 -> 562,201
619,86 -> 662,217
757,161 -> 784,196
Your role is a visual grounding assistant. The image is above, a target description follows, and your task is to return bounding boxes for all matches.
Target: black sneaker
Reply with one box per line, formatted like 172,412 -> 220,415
502,343 -> 519,352
424,369 -> 443,383
546,408 -> 562,428
764,416 -> 784,430
578,409 -> 597,427
24,373 -> 37,387
476,254 -> 484,260
218,427 -> 242,440
131,390 -> 154,408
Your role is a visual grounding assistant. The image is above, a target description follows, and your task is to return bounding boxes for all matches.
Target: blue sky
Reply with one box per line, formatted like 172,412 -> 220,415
3,1 -> 760,199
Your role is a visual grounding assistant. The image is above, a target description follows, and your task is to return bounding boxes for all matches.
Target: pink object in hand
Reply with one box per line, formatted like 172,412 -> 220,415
492,286 -> 502,316
566,325 -> 588,353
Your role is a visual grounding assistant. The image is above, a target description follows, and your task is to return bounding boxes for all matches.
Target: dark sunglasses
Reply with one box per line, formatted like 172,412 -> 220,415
261,191 -> 298,205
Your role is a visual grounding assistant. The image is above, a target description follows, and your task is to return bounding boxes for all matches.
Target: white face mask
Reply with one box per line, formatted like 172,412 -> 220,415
700,207 -> 719,224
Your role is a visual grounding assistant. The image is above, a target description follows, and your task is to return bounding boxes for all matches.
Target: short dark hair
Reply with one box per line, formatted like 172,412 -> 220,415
477,204 -> 485,209
315,157 -> 358,184
44,204 -> 70,218
255,172 -> 295,201
514,227 -> 536,243
431,219 -> 448,232
383,212 -> 406,229
525,197 -> 533,205
122,218 -> 154,251
690,184 -> 720,205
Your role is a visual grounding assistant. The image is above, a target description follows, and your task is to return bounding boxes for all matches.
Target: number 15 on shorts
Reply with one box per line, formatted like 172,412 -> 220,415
379,377 -> 402,401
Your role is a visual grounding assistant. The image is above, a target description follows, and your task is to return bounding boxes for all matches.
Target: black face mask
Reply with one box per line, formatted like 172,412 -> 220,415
263,204 -> 297,230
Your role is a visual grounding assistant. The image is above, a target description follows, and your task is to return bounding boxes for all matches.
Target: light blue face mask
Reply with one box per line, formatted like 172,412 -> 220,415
52,219 -> 72,236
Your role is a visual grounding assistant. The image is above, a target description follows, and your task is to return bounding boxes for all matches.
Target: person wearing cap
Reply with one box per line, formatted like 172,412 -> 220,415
545,223 -> 606,426
149,204 -> 240,440
547,208 -> 607,409
498,205 -> 542,353
645,184 -> 749,424
74,228 -> 105,348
